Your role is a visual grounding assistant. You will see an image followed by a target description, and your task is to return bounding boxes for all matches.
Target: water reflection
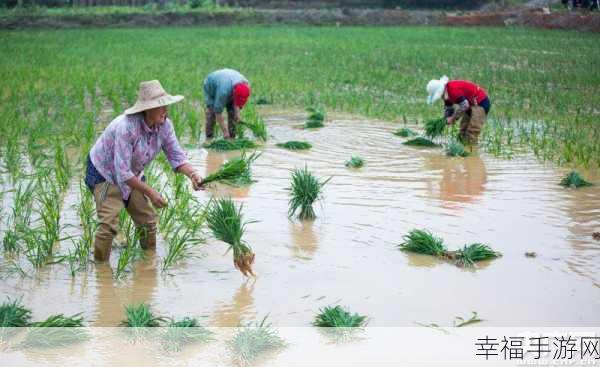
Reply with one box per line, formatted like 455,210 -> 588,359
425,151 -> 487,208
210,281 -> 256,327
289,221 -> 319,260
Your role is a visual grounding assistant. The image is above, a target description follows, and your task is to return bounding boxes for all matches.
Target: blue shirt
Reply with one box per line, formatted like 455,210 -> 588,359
203,69 -> 248,113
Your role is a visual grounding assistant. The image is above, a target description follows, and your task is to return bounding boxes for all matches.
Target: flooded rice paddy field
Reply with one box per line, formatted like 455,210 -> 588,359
1,110 -> 599,327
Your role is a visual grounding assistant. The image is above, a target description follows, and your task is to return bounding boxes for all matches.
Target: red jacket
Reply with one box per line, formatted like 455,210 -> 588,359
444,80 -> 488,105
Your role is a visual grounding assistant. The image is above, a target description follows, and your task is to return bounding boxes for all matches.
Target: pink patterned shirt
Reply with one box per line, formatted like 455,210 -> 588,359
89,113 -> 188,200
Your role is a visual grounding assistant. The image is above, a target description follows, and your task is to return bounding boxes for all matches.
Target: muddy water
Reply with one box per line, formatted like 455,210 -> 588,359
1,110 -> 599,328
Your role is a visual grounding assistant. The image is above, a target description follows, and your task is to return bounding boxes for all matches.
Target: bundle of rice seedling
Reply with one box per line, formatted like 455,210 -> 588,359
163,317 -> 213,351
425,117 -> 447,138
276,141 -> 312,150
345,156 -> 365,168
31,313 -> 84,327
0,298 -> 32,327
402,137 -> 439,147
313,305 -> 367,328
203,138 -> 258,151
202,152 -> 260,187
560,171 -> 592,188
393,128 -> 417,137
230,316 -> 285,363
448,243 -> 502,268
304,107 -> 325,129
288,166 -> 331,220
206,198 -> 256,277
120,303 -> 166,327
239,119 -> 268,142
446,141 -> 469,157
398,229 -> 446,257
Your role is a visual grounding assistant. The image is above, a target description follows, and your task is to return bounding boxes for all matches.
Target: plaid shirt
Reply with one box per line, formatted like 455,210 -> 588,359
89,113 -> 188,200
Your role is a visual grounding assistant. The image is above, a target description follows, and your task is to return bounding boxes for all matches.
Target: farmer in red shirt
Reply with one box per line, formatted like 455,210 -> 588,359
426,76 -> 491,145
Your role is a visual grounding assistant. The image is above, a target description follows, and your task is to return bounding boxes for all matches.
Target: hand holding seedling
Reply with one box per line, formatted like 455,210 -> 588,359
148,189 -> 167,208
191,172 -> 205,191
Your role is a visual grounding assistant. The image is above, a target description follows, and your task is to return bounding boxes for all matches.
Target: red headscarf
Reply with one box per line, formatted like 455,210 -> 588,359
233,83 -> 251,108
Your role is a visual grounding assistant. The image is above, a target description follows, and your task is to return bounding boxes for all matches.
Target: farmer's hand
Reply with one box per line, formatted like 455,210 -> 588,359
233,107 -> 241,122
148,190 -> 167,208
191,172 -> 205,191
446,116 -> 455,125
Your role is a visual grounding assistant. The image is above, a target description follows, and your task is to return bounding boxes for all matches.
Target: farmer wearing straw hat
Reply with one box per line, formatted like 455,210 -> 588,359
85,80 -> 204,262
426,76 -> 491,145
203,68 -> 251,139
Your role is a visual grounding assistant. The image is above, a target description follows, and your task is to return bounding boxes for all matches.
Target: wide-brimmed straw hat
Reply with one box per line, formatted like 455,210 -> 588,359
124,80 -> 184,115
426,75 -> 449,105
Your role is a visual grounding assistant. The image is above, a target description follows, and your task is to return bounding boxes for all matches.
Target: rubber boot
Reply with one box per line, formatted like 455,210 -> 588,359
93,236 -> 113,262
138,224 -> 157,251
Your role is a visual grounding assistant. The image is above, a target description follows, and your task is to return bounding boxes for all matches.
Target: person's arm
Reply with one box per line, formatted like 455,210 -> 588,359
161,119 -> 204,191
176,162 -> 204,191
215,112 -> 230,139
125,176 -> 167,207
447,97 -> 470,125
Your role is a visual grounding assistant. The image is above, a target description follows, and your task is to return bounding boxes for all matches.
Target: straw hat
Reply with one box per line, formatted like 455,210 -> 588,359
426,75 -> 449,105
124,80 -> 184,115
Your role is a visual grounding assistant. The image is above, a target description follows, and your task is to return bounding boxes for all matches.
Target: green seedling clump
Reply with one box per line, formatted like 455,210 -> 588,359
560,171 -> 592,188
393,128 -> 417,137
277,141 -> 312,150
313,305 -> 367,328
304,107 -> 325,129
288,166 -> 331,220
425,118 -> 447,138
202,152 -> 260,187
203,138 -> 258,151
403,137 -> 439,147
121,303 -> 166,327
345,156 -> 365,168
446,141 -> 469,157
206,198 -> 255,277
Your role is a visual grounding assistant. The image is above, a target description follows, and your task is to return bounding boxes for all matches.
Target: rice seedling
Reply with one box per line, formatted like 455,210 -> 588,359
448,243 -> 502,268
313,305 -> 367,328
393,128 -> 416,137
161,225 -> 204,274
230,316 -> 285,363
398,229 -> 446,257
304,106 -> 325,129
287,166 -> 331,221
205,198 -> 256,277
114,218 -> 144,279
202,152 -> 260,187
120,303 -> 166,327
0,298 -> 32,327
453,312 -> 483,327
163,317 -> 213,351
239,105 -> 268,141
559,171 -> 592,188
425,117 -> 447,138
276,141 -> 312,150
203,138 -> 258,152
525,251 -> 537,258
446,141 -> 470,157
31,313 -> 84,327
402,137 -> 439,147
345,156 -> 364,168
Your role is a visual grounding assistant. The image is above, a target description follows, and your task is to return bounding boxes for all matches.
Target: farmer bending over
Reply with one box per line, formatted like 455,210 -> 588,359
85,80 -> 204,261
203,68 -> 251,139
426,76 -> 491,145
